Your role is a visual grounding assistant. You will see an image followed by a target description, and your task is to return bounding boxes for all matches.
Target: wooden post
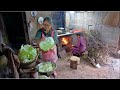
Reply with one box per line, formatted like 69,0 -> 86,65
70,60 -> 78,69
69,56 -> 80,69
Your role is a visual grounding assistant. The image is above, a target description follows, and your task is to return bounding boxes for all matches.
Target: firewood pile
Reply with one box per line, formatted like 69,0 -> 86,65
83,30 -> 112,66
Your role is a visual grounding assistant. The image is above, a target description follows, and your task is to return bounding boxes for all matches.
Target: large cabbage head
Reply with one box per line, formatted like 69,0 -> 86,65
18,44 -> 37,63
39,37 -> 55,51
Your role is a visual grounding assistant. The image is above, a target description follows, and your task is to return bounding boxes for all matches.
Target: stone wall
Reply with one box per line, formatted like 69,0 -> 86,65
66,11 -> 120,48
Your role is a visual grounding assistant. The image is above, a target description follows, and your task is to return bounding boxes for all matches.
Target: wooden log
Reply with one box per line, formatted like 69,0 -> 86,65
69,56 -> 80,69
69,56 -> 80,65
70,60 -> 78,69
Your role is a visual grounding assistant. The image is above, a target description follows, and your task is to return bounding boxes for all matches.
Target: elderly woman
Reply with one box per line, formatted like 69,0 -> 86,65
35,17 -> 58,63
35,17 -> 58,62
34,17 -> 58,77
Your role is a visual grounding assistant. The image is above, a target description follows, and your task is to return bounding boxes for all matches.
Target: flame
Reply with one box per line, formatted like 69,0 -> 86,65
62,37 -> 68,45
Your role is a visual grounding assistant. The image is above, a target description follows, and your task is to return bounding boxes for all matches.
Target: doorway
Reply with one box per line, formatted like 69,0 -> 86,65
1,12 -> 29,50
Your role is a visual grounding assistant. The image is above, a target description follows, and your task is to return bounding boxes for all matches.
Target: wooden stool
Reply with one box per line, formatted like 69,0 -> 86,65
69,56 -> 80,69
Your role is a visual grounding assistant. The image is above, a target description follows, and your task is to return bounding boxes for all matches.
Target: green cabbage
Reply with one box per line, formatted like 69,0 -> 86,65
38,62 -> 55,72
39,75 -> 50,79
39,37 -> 55,51
18,44 -> 37,63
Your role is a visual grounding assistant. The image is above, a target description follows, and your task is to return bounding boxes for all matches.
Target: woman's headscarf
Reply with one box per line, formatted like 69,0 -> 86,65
43,17 -> 53,26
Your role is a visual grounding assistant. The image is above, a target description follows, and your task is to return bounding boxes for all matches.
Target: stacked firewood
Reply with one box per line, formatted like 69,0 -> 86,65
83,30 -> 111,66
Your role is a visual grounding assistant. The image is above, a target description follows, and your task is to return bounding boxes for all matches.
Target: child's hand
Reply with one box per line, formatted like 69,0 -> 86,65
72,45 -> 75,47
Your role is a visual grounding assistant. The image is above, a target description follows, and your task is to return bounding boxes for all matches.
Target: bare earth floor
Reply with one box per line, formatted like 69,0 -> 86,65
55,55 -> 120,79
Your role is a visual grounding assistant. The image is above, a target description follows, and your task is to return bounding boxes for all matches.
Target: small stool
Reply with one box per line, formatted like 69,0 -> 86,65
69,56 -> 80,69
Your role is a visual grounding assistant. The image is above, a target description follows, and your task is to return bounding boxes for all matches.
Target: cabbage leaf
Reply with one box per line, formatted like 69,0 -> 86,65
18,44 -> 37,63
39,37 -> 55,51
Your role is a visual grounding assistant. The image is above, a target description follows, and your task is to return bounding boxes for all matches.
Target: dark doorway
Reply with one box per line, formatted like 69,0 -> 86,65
1,12 -> 29,50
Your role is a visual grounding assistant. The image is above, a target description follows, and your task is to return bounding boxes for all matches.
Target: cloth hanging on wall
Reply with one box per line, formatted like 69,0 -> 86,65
102,12 -> 120,27
66,12 -> 70,28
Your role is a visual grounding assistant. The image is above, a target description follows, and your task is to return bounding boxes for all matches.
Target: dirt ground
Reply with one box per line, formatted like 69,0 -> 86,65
55,55 -> 120,79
